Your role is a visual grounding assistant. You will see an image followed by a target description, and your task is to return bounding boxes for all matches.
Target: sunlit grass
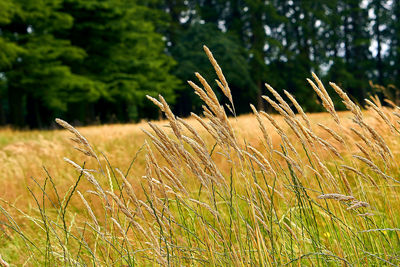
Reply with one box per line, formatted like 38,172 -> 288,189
1,47 -> 400,266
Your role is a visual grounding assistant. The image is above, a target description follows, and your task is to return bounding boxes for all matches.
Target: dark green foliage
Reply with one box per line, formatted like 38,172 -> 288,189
1,0 -> 400,127
59,0 -> 179,123
0,0 -> 178,127
0,0 -> 87,127
328,0 -> 371,104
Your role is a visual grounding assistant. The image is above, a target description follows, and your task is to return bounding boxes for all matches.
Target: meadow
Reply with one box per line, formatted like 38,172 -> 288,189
1,47 -> 400,266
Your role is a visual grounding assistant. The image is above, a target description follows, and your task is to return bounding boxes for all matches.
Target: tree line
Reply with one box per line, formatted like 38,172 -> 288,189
0,0 -> 399,128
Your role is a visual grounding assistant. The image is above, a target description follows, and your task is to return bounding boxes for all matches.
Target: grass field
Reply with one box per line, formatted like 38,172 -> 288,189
1,47 -> 400,266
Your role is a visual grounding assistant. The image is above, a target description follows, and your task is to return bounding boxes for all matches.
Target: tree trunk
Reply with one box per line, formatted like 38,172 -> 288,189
0,101 -> 5,125
374,1 -> 384,85
26,93 -> 43,128
8,86 -> 24,128
250,1 -> 266,111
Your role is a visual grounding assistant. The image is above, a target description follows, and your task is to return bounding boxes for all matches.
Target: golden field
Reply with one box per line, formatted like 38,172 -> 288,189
1,49 -> 400,266
1,108 -> 400,265
0,110 -> 367,210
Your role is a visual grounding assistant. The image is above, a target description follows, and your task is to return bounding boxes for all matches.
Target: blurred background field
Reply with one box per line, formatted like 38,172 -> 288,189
0,111 -> 354,204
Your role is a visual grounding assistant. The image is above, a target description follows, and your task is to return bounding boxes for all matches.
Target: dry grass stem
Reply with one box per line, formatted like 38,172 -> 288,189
347,201 -> 369,210
262,95 -> 289,116
250,104 -> 272,149
357,213 -> 374,217
307,78 -> 339,123
317,193 -> 355,201
0,254 -> 9,267
284,90 -> 311,128
365,99 -> 396,133
317,123 -> 345,145
203,45 -> 233,108
330,82 -> 363,121
264,83 -> 295,117
77,191 -> 100,230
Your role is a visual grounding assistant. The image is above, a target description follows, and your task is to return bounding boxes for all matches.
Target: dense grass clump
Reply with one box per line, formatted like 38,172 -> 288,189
1,46 -> 400,266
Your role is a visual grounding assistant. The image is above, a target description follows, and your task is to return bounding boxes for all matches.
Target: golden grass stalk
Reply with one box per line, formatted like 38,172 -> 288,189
262,95 -> 288,117
203,45 -> 233,106
159,166 -> 188,196
189,198 -> 220,217
77,191 -> 100,230
182,135 -> 225,184
195,72 -> 220,107
357,213 -> 374,217
370,94 -> 382,107
355,143 -> 372,161
352,155 -> 399,183
64,157 -> 105,191
350,127 -> 370,146
283,117 -> 309,147
317,193 -> 355,201
317,123 -> 345,145
358,121 -> 393,160
106,191 -> 136,221
243,150 -> 271,174
273,150 -> 303,175
284,90 -> 311,128
260,111 -> 285,136
312,72 -> 334,107
307,78 -> 339,123
329,82 -> 363,122
293,117 -> 314,145
190,112 -> 223,145
281,221 -> 299,242
365,99 -> 396,133
264,83 -> 295,117
347,201 -> 369,210
253,183 -> 272,204
306,130 -> 343,160
384,98 -> 399,108
110,217 -> 132,247
146,122 -> 180,158
177,117 -> 206,148
247,145 -> 275,175
159,95 -> 182,139
146,95 -> 164,111
341,164 -> 379,188
250,104 -> 272,150
141,128 -> 179,171
115,168 -> 144,218
315,157 -> 339,188
338,168 -> 352,195
55,118 -> 98,160
0,254 -> 9,267
188,81 -> 224,122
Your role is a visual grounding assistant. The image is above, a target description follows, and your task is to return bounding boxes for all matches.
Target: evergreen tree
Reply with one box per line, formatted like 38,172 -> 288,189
0,0 -> 179,127
384,1 -> 400,98
59,0 -> 179,123
1,0 -> 88,127
327,0 -> 371,104
369,0 -> 390,86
